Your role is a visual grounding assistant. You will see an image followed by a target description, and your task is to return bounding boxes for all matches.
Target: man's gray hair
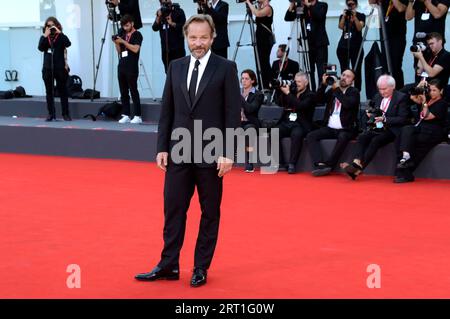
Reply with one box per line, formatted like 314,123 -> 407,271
183,14 -> 216,38
295,71 -> 309,83
377,74 -> 396,88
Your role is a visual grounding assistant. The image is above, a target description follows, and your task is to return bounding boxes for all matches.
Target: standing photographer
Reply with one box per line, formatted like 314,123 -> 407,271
336,0 -> 365,91
246,0 -> 274,90
306,69 -> 360,177
395,79 -> 448,183
285,0 -> 329,91
152,0 -> 186,73
197,0 -> 230,59
113,15 -> 143,124
406,0 -> 449,43
274,72 -> 316,174
38,17 -> 72,122
108,0 -> 142,30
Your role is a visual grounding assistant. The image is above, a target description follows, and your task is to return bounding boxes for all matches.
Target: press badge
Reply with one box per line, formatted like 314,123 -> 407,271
289,113 -> 297,122
47,49 -> 52,54
306,23 -> 311,31
421,13 -> 430,21
376,122 -> 384,129
121,50 -> 129,58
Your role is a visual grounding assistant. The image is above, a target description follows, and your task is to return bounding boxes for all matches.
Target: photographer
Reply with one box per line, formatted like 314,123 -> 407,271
271,44 -> 300,82
113,15 -> 143,124
152,0 -> 186,72
246,0 -> 274,89
306,69 -> 360,177
414,32 -> 450,86
341,75 -> 410,180
406,0 -> 449,43
38,17 -> 72,122
395,79 -> 448,183
272,72 -> 315,174
197,0 -> 230,58
240,69 -> 264,172
336,0 -> 365,91
285,0 -> 329,91
108,0 -> 142,29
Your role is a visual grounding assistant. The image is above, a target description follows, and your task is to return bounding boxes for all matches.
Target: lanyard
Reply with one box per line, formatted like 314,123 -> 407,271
334,99 -> 341,113
385,0 -> 395,18
428,54 -> 438,66
125,30 -> 135,43
381,96 -> 392,112
47,33 -> 60,47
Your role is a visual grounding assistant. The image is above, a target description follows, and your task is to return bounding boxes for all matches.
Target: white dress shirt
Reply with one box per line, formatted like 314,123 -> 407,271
187,50 -> 212,95
328,98 -> 343,130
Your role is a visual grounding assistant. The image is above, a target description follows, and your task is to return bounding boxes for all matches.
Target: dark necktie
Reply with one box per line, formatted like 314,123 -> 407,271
189,60 -> 200,105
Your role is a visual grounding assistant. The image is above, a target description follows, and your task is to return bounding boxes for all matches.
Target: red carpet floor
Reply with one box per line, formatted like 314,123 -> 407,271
1,153 -> 450,299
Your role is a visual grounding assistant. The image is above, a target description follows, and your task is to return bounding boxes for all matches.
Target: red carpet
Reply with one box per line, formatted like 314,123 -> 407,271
1,153 -> 450,299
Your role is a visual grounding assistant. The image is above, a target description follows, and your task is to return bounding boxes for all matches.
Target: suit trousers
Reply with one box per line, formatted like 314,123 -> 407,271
276,121 -> 309,166
42,68 -> 69,117
158,164 -> 223,270
354,129 -> 396,168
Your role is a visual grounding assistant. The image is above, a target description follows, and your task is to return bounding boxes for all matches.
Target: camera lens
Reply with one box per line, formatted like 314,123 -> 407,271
410,45 -> 419,53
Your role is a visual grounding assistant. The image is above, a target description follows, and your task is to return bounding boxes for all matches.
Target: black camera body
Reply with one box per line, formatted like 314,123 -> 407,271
43,26 -> 57,36
112,34 -> 120,41
366,102 -> 384,129
105,0 -> 116,9
344,9 -> 353,17
410,42 -> 427,53
270,79 -> 294,90
161,2 -> 180,18
324,64 -> 339,86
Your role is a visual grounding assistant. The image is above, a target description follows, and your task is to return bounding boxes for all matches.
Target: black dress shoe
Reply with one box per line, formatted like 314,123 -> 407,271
287,164 -> 296,174
311,164 -> 332,177
397,158 -> 415,169
190,268 -> 207,287
63,114 -> 72,121
135,266 -> 179,281
394,176 -> 415,183
46,115 -> 56,122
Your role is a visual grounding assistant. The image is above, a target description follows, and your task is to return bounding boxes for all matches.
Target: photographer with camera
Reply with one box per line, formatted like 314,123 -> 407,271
152,0 -> 186,73
245,0 -> 274,89
240,69 -> 264,172
341,75 -> 410,180
395,79 -> 448,182
306,69 -> 360,177
196,0 -> 230,59
271,44 -> 300,82
273,72 -> 316,174
108,0 -> 142,29
336,0 -> 365,91
285,0 -> 329,91
406,0 -> 449,43
38,17 -> 72,122
113,15 -> 143,124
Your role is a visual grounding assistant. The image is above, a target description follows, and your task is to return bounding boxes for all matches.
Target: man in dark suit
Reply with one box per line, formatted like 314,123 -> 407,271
135,15 -> 241,288
271,44 -> 300,82
109,0 -> 142,30
197,0 -> 230,59
306,69 -> 360,176
341,75 -> 410,179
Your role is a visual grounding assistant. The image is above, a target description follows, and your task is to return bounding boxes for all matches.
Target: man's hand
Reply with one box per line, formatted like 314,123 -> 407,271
156,152 -> 169,172
114,37 -> 125,45
280,85 -> 290,95
166,14 -> 174,26
109,0 -> 119,6
217,156 -> 233,177
412,50 -> 424,60
375,116 -> 384,123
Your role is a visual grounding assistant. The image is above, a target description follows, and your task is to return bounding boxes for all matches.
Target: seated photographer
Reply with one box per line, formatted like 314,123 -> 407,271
341,75 -> 410,180
38,17 -> 72,122
240,69 -> 264,172
152,0 -> 186,73
108,0 -> 142,30
273,72 -> 316,174
395,79 -> 448,183
336,0 -> 365,91
113,15 -> 143,124
413,32 -> 450,86
271,44 -> 300,82
197,0 -> 230,59
306,69 -> 360,177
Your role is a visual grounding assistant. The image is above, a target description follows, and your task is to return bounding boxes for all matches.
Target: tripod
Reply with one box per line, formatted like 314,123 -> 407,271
91,2 -> 121,101
233,5 -> 264,91
294,7 -> 312,90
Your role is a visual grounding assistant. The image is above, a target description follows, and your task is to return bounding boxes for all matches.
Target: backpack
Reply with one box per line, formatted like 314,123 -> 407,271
0,90 -> 14,99
67,75 -> 83,98
83,101 -> 122,121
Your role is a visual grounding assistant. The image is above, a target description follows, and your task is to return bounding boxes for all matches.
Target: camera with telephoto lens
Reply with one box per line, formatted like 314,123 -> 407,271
410,42 -> 427,53
270,79 -> 294,90
366,101 -> 384,130
43,26 -> 57,36
324,64 -> 339,86
344,9 -> 353,18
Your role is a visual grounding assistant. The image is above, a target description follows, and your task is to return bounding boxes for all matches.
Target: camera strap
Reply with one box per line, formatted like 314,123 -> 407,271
47,33 -> 60,46
380,96 -> 392,113
427,54 -> 438,66
125,30 -> 136,43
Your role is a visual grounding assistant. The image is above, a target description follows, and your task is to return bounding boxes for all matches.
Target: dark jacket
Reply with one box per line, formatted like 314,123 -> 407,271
152,6 -> 186,52
241,90 -> 264,128
316,84 -> 360,130
369,91 -> 410,136
271,58 -> 300,81
119,0 -> 142,30
157,53 -> 241,166
280,89 -> 316,131
38,33 -> 71,70
198,0 -> 230,50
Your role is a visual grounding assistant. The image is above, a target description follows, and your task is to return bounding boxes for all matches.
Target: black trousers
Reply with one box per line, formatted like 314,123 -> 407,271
308,45 -> 328,92
256,37 -> 273,90
42,68 -> 69,117
276,121 -> 309,166
159,164 -> 223,270
337,46 -> 364,91
118,69 -> 141,117
385,35 -> 406,90
162,48 -> 186,73
306,126 -> 356,168
241,122 -> 258,164
354,129 -> 396,168
213,47 -> 228,59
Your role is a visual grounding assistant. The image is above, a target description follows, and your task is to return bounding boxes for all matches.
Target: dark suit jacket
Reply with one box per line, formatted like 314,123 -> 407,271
199,0 -> 230,50
119,0 -> 142,30
316,84 -> 360,130
370,91 -> 410,136
280,89 -> 316,131
284,1 -> 329,48
152,6 -> 186,52
271,58 -> 300,81
157,53 -> 241,167
241,90 -> 264,128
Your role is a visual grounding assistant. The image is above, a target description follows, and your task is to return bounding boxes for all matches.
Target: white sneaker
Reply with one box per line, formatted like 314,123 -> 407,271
118,115 -> 131,124
130,116 -> 143,124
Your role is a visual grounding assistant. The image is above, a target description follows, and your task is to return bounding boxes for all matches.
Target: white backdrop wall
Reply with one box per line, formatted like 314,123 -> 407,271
0,0 -> 448,100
